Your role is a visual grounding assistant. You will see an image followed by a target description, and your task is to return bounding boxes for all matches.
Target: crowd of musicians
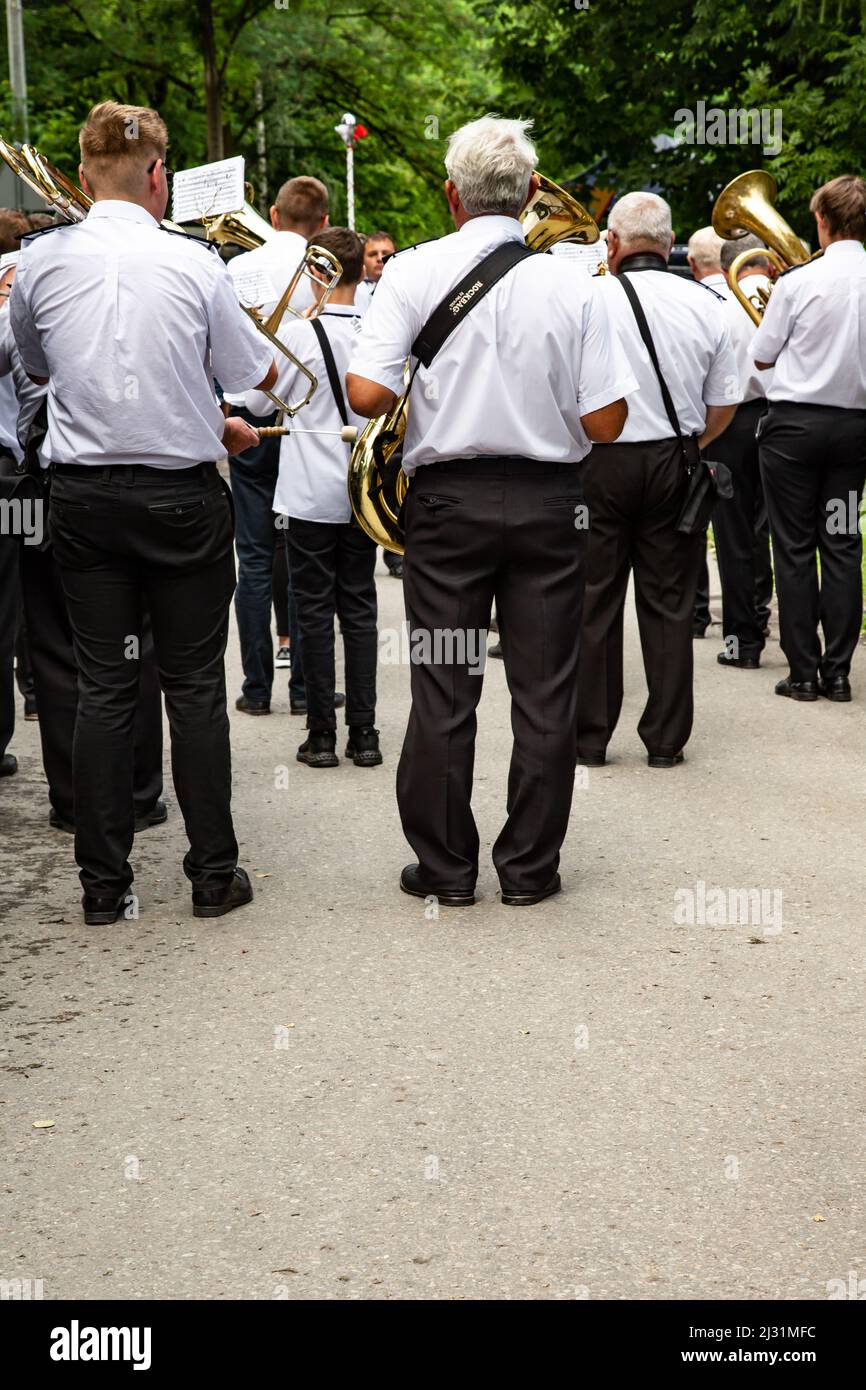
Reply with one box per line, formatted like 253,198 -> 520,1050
0,103 -> 864,921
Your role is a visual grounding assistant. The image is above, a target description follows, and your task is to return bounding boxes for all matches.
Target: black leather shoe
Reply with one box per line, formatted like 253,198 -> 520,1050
647,751 -> 685,768
0,753 -> 18,777
400,863 -> 475,907
386,560 -> 404,578
692,624 -> 708,639
291,691 -> 345,715
49,809 -> 75,833
500,873 -> 561,907
717,651 -> 760,670
82,892 -> 128,926
488,641 -> 503,659
24,697 -> 38,721
235,694 -> 270,715
775,677 -> 818,702
818,675 -> 852,702
576,750 -> 606,767
297,731 -> 339,767
192,866 -> 253,919
345,725 -> 382,766
134,799 -> 167,833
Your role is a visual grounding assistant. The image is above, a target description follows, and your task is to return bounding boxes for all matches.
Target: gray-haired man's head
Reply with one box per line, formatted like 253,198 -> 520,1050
444,115 -> 538,224
606,192 -> 674,274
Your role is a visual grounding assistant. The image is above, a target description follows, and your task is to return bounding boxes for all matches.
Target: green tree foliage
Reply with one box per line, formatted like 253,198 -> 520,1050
0,0 -> 496,245
3,1 -> 865,243
480,0 -> 866,240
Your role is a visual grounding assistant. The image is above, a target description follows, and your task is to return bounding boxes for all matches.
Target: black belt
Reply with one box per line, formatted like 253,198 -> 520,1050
422,456 -> 580,477
52,461 -> 218,481
767,400 -> 866,417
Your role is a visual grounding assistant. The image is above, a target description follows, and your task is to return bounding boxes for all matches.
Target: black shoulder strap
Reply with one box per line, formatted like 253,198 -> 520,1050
618,271 -> 688,463
410,240 -> 536,369
310,316 -> 349,426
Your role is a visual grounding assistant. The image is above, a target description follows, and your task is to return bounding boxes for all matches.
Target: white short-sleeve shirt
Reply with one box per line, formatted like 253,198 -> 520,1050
750,240 -> 866,407
10,200 -> 273,468
347,215 -> 638,473
246,305 -> 366,524
594,264 -> 742,442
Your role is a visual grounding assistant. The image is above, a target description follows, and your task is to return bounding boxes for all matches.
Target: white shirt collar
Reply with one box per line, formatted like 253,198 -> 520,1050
823,239 -> 866,258
319,304 -> 361,315
86,200 -> 160,228
457,214 -> 524,242
702,272 -> 728,288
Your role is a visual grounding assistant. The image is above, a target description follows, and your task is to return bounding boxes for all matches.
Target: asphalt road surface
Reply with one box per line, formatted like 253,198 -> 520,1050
1,556 -> 864,1301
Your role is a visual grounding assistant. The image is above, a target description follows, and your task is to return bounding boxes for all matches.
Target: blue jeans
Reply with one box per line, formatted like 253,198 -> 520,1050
228,410 -> 304,704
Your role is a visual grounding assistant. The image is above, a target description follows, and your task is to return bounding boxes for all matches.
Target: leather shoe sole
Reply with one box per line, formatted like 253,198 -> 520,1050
716,652 -> 760,670
576,751 -> 606,767
775,678 -> 818,702
819,680 -> 852,702
500,874 -> 561,907
647,751 -> 685,768
235,696 -> 270,715
82,893 -> 128,926
400,863 -> 475,907
192,867 -> 254,919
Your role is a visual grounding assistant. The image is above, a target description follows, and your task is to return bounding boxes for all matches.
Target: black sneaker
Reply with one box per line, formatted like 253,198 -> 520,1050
274,646 -> 291,669
345,725 -> 383,766
297,730 -> 339,767
0,753 -> 17,777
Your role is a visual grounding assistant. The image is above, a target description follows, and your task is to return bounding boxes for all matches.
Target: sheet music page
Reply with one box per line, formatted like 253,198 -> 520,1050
230,264 -> 279,308
172,156 -> 245,224
550,241 -> 606,273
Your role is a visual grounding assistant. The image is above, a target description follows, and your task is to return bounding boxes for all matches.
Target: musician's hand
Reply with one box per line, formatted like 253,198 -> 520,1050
222,415 -> 261,456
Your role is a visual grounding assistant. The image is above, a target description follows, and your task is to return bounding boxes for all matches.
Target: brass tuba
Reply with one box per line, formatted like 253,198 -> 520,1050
348,173 -> 600,554
711,170 -> 810,326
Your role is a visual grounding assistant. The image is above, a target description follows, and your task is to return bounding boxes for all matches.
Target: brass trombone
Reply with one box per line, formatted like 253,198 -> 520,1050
711,169 -> 811,326
348,173 -> 601,554
194,201 -> 342,417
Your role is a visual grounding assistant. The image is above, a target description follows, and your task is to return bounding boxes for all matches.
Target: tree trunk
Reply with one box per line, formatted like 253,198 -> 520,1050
197,0 -> 223,162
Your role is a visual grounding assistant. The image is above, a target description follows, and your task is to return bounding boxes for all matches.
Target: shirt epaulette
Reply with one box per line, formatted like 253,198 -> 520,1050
696,280 -> 726,302
778,252 -> 820,278
21,222 -> 69,243
159,225 -> 218,253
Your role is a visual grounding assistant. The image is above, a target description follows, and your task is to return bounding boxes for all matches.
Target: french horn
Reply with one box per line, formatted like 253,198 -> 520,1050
711,170 -> 811,326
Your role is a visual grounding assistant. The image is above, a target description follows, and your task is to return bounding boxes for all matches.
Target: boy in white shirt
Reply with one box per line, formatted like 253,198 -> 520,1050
246,227 -> 381,768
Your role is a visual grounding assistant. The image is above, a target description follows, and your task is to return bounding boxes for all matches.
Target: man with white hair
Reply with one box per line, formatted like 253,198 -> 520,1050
713,234 -> 774,669
347,115 -> 635,908
576,191 -> 739,769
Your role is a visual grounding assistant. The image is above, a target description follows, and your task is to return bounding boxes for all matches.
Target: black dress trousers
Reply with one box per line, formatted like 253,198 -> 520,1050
577,437 -> 705,759
286,517 -> 378,733
759,401 -> 866,682
711,397 -> 770,660
49,463 -> 237,900
20,541 -> 163,825
397,457 -> 587,895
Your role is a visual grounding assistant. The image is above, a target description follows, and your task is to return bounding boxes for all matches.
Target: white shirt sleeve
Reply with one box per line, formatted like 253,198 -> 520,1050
9,266 -> 49,379
750,275 -> 793,364
577,281 -> 639,414
702,321 -> 742,407
346,269 -> 411,395
206,257 -> 274,394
